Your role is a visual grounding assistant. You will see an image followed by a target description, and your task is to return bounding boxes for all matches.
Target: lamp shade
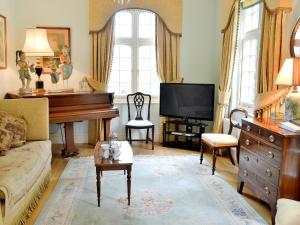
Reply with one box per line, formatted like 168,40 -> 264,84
22,28 -> 54,57
275,58 -> 300,86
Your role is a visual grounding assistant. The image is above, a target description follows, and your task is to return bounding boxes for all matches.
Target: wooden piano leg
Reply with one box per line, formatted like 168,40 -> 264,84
62,122 -> 79,157
104,118 -> 111,141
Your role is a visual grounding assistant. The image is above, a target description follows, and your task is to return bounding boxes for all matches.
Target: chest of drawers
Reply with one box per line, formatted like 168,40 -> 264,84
238,118 -> 300,224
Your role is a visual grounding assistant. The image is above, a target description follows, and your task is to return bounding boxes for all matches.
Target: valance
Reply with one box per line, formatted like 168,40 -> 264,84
89,0 -> 182,34
241,0 -> 262,9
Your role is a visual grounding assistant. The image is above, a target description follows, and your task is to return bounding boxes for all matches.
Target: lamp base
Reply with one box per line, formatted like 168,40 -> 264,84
35,66 -> 45,92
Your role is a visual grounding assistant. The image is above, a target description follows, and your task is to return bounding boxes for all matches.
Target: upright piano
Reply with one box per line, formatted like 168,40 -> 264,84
6,91 -> 119,156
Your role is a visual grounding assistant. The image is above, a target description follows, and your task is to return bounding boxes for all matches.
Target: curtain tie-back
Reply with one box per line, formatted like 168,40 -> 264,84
218,90 -> 231,106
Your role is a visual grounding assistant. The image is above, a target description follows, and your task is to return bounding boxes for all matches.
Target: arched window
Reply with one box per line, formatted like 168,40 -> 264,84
108,10 -> 160,96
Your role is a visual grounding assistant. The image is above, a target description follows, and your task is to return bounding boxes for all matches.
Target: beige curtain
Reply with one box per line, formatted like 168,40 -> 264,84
156,17 -> 181,83
213,0 -> 240,133
91,17 -> 115,87
88,17 -> 115,144
156,16 -> 182,143
257,3 -> 288,94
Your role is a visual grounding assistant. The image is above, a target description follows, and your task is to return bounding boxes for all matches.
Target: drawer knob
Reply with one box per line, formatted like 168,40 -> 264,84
243,170 -> 248,177
269,135 -> 275,143
246,125 -> 251,132
268,151 -> 275,159
245,139 -> 250,146
264,186 -> 270,195
244,156 -> 250,161
266,168 -> 272,177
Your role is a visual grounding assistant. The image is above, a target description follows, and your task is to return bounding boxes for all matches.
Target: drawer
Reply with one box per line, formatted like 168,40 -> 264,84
244,174 -> 278,207
240,148 -> 280,185
242,121 -> 283,148
240,132 -> 282,168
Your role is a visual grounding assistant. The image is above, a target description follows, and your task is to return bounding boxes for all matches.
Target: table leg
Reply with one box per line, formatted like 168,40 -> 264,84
127,167 -> 131,206
63,122 -> 79,157
96,168 -> 101,207
104,118 -> 111,141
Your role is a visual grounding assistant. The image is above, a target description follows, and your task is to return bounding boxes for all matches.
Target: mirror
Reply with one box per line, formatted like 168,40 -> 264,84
291,19 -> 300,57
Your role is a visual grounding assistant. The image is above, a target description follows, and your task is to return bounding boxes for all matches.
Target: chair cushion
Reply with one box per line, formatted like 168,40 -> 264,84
126,120 -> 153,127
201,133 -> 238,148
276,198 -> 300,225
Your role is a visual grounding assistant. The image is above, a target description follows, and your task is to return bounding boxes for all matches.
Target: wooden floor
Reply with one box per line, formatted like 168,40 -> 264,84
25,143 -> 271,225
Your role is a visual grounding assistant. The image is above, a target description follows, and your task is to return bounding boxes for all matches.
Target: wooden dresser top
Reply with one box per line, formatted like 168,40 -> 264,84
242,118 -> 300,137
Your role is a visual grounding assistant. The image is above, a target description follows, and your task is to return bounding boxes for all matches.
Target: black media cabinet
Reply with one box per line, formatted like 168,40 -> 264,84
162,119 -> 207,150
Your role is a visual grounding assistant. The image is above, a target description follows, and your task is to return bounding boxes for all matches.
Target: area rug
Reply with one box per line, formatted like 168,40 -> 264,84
35,156 -> 268,225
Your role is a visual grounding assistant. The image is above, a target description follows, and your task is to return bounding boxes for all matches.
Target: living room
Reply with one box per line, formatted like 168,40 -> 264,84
0,0 -> 300,225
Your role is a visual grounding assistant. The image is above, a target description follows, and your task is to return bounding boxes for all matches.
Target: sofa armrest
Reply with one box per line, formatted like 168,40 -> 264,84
0,98 -> 49,141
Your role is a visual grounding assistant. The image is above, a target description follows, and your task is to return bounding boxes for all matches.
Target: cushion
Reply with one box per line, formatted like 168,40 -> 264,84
126,120 -> 154,127
0,128 -> 13,156
0,111 -> 27,148
201,133 -> 238,147
276,198 -> 300,225
0,140 -> 52,206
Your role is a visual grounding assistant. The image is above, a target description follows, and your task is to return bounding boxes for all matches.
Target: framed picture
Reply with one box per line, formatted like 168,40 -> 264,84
37,27 -> 71,74
0,15 -> 7,69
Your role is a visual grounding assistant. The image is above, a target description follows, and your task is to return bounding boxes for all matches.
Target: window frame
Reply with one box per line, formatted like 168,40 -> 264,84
233,3 -> 263,111
109,10 -> 160,99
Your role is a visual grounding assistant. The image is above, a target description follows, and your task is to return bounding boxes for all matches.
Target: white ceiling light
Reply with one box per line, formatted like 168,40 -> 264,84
114,0 -> 130,4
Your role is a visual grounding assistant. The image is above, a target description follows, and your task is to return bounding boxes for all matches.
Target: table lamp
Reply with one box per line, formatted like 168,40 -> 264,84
22,28 -> 54,91
275,58 -> 300,121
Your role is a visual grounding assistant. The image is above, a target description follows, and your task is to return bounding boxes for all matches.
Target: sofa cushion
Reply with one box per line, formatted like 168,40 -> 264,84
0,111 -> 27,148
0,140 -> 51,206
0,128 -> 13,156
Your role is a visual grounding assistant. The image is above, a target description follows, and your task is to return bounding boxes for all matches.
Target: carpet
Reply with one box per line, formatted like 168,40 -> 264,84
35,156 -> 268,225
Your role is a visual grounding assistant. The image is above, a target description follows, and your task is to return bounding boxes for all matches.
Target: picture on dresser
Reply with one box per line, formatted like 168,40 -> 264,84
37,27 -> 71,74
0,15 -> 7,69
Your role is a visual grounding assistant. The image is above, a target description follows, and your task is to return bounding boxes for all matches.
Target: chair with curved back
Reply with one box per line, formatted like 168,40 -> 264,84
200,108 -> 248,175
126,92 -> 154,150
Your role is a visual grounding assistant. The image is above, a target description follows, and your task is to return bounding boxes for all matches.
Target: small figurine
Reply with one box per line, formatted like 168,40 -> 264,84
50,59 -> 60,84
59,45 -> 73,81
16,50 -> 34,91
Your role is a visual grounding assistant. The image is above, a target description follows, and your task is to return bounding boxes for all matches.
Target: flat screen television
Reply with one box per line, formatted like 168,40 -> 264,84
160,83 -> 215,121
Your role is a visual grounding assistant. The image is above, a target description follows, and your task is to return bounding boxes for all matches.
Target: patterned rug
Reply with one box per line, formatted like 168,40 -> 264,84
35,156 -> 268,225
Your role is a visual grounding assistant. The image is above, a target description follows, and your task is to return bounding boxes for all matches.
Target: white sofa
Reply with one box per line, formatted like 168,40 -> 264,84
276,198 -> 300,225
0,98 -> 51,225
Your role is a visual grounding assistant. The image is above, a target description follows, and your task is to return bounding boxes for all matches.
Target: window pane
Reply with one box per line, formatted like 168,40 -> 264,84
139,12 -> 155,25
120,71 -> 131,83
109,10 -> 160,96
109,44 -> 132,95
115,12 -> 132,38
139,25 -> 155,38
139,12 -> 155,38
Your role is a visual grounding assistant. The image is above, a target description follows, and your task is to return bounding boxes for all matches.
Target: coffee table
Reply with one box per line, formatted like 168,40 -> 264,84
94,141 -> 133,206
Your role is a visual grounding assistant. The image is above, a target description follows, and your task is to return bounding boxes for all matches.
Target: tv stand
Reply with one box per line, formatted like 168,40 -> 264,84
162,118 -> 207,150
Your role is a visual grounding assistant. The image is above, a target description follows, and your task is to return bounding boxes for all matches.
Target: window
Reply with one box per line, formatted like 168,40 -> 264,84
231,3 -> 262,109
108,10 -> 160,96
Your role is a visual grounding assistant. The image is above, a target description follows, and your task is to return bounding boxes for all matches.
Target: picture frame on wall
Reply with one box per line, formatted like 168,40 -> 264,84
0,15 -> 7,69
37,27 -> 71,74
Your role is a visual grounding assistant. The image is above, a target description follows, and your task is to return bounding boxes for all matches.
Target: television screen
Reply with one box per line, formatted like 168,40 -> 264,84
160,83 -> 215,121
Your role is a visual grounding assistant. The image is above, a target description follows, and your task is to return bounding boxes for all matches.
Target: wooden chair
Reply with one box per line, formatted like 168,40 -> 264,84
200,108 -> 248,175
126,92 -> 154,150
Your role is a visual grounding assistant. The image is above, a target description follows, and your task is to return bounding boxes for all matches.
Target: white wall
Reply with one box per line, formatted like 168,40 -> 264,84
180,0 -> 221,130
14,0 -> 90,143
0,0 -> 18,98
1,0 -> 221,143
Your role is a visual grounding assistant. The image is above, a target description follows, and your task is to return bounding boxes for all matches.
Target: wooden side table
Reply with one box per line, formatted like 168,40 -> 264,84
94,141 -> 133,206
